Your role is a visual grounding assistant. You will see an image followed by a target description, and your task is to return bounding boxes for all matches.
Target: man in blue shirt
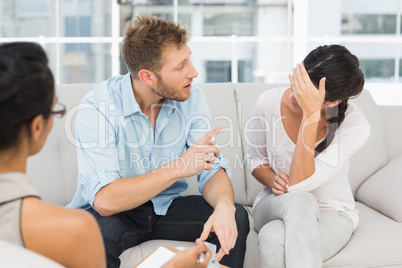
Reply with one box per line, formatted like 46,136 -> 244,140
67,14 -> 249,268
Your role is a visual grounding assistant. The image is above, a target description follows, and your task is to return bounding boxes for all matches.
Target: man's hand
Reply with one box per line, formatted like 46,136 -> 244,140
175,127 -> 222,178
162,239 -> 211,268
198,202 -> 238,262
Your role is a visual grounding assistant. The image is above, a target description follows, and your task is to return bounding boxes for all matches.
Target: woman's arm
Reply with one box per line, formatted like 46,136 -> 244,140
252,164 -> 276,189
252,164 -> 288,195
288,63 -> 326,186
247,90 -> 289,195
287,121 -> 370,193
21,197 -> 106,268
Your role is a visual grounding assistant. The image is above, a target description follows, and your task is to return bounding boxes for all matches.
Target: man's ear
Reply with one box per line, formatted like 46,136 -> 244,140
138,69 -> 156,86
326,100 -> 342,108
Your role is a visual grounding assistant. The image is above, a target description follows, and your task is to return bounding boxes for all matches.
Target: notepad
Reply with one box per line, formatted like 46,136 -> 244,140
134,242 -> 224,268
136,247 -> 176,268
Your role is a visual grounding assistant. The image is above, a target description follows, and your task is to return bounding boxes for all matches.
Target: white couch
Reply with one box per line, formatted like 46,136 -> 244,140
26,83 -> 402,268
0,240 -> 64,268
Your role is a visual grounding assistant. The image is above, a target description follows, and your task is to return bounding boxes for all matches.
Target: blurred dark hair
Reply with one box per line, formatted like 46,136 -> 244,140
0,42 -> 54,151
303,44 -> 365,155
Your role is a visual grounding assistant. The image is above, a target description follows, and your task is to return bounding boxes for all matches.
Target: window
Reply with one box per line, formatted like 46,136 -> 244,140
206,61 -> 232,82
2,0 -> 55,37
205,60 -> 252,83
203,12 -> 254,36
2,0 -> 402,104
16,0 -> 48,18
342,14 -> 397,34
359,59 -> 394,81
65,16 -> 91,52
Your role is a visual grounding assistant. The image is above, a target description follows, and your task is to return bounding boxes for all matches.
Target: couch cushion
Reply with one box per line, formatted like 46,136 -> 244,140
27,84 -> 95,206
234,83 -> 288,206
381,106 -> 402,160
58,84 -> 96,205
27,118 -> 65,205
184,83 -> 247,205
355,154 -> 402,222
348,90 -> 388,195
323,202 -> 402,267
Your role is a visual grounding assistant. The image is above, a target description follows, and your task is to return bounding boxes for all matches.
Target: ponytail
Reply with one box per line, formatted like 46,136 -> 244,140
315,100 -> 348,155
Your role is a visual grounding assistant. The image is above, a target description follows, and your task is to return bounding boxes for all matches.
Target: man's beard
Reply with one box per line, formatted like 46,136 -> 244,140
152,73 -> 191,102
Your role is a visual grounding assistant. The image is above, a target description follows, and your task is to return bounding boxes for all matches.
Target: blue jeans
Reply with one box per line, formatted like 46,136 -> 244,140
88,195 -> 249,268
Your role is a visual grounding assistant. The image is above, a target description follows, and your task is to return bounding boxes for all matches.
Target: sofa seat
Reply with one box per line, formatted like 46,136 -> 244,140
323,202 -> 402,267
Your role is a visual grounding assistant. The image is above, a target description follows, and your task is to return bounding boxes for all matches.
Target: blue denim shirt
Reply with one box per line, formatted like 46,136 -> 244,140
66,73 -> 231,215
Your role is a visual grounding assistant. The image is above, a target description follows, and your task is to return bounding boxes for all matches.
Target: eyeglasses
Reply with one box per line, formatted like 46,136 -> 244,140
50,102 -> 66,118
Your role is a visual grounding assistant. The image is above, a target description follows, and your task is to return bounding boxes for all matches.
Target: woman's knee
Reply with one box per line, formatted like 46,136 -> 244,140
283,192 -> 319,216
258,220 -> 284,247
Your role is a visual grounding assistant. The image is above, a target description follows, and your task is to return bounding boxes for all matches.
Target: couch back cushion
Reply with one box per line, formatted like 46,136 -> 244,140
380,106 -> 402,160
27,84 -> 95,206
59,84 -> 97,203
234,83 -> 287,206
348,90 -> 387,195
182,83 -> 247,205
26,118 -> 66,205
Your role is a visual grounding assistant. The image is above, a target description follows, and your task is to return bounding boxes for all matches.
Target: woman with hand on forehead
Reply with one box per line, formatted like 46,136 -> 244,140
247,45 -> 370,267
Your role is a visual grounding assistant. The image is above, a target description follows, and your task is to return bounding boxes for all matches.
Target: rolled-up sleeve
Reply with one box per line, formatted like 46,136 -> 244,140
197,146 -> 231,194
75,100 -> 122,207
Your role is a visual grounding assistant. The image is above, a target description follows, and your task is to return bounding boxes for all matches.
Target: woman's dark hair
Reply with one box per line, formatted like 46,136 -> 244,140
0,42 -> 54,151
303,44 -> 365,155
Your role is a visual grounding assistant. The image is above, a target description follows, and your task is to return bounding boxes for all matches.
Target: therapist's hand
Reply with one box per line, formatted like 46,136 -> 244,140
162,239 -> 211,268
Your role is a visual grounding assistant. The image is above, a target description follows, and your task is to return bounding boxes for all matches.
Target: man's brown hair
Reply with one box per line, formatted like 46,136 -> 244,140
121,14 -> 189,79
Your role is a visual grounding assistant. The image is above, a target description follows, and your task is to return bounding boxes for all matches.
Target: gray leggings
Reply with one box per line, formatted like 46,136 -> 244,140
254,192 -> 354,268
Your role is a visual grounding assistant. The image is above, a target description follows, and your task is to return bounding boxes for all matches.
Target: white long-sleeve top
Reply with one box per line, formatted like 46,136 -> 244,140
247,87 -> 371,229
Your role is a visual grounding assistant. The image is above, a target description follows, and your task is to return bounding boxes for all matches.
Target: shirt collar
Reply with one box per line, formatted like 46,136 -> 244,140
121,73 -> 178,117
121,73 -> 141,117
162,98 -> 177,118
